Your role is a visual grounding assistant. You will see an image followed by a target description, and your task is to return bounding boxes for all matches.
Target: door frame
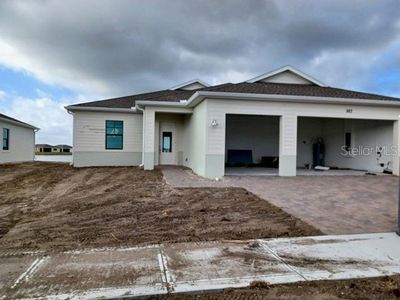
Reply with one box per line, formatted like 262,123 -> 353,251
159,121 -> 177,165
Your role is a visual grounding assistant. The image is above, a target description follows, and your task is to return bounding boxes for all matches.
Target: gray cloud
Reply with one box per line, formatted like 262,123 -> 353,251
0,0 -> 399,99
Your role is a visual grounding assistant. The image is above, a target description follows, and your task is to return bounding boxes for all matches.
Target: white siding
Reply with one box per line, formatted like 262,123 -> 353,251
260,71 -> 313,85
73,111 -> 142,152
0,121 -> 35,163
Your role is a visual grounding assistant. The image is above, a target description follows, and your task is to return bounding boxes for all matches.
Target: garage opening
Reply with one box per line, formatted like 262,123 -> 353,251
297,117 -> 394,175
225,114 -> 280,175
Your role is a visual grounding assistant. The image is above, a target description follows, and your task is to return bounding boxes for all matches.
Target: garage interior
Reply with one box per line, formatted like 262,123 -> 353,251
225,114 -> 394,176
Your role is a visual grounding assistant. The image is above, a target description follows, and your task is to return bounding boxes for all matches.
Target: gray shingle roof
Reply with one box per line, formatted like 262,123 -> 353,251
69,82 -> 400,109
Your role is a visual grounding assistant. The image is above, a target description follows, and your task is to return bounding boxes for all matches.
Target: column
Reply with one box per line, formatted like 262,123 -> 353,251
143,108 -> 155,170
279,114 -> 297,176
393,120 -> 400,176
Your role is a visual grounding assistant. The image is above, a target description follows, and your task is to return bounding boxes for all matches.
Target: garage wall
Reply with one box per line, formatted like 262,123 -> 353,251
225,115 -> 279,163
0,120 -> 35,163
297,118 -> 324,167
323,119 -> 393,172
297,117 -> 394,172
73,111 -> 142,167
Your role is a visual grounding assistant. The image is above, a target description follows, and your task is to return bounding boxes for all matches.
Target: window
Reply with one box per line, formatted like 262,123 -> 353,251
162,132 -> 172,152
3,128 -> 9,150
106,120 -> 123,149
345,132 -> 351,151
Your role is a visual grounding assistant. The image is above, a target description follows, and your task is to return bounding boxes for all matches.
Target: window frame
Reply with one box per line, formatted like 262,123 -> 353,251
162,131 -> 172,153
105,120 -> 124,150
2,128 -> 9,151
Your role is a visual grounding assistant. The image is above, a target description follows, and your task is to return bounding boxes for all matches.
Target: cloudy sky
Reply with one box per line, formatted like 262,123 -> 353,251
0,0 -> 399,145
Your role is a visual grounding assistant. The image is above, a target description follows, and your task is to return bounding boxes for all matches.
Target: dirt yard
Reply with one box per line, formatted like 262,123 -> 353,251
0,162 -> 320,253
148,276 -> 400,299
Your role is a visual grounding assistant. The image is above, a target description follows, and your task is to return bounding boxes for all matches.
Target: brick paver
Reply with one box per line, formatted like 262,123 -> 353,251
161,166 -> 398,234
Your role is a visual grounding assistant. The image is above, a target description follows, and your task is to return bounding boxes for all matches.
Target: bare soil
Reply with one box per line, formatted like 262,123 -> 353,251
0,162 -> 320,253
150,276 -> 400,299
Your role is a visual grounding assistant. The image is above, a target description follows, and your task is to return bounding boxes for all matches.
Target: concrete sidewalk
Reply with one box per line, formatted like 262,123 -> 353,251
1,233 -> 400,299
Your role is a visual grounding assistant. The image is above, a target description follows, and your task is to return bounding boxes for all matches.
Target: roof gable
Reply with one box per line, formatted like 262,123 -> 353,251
246,66 -> 326,87
170,79 -> 210,91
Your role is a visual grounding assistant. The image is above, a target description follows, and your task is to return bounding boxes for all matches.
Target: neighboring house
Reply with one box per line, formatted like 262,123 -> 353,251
66,66 -> 400,178
0,113 -> 39,164
36,144 -> 53,153
36,144 -> 73,153
54,145 -> 72,153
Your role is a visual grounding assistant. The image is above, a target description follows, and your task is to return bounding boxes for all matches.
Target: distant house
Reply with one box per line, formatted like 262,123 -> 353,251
36,144 -> 72,154
54,145 -> 73,153
36,144 -> 53,153
0,113 -> 39,163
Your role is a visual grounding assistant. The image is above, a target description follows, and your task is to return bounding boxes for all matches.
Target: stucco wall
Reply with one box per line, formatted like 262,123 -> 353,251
182,101 -> 207,176
72,111 -> 142,167
0,120 -> 35,163
155,113 -> 185,165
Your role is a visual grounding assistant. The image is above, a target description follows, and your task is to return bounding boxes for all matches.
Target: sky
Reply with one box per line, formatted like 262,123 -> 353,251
0,0 -> 399,145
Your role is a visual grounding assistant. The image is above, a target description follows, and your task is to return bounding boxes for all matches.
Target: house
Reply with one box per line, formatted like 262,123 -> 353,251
36,144 -> 53,153
55,145 -> 72,153
66,66 -> 400,178
36,144 -> 72,154
0,113 -> 39,163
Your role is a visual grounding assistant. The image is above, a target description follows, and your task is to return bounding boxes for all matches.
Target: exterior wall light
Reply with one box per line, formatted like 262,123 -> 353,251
211,120 -> 218,127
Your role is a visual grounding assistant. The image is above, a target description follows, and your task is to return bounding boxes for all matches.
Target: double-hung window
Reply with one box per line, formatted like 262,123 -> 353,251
105,120 -> 123,150
3,128 -> 9,150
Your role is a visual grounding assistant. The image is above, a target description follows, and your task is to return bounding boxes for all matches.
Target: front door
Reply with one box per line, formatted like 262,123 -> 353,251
159,122 -> 176,165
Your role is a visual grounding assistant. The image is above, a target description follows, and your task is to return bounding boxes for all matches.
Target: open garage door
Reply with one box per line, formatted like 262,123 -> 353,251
225,114 -> 280,175
297,117 -> 394,175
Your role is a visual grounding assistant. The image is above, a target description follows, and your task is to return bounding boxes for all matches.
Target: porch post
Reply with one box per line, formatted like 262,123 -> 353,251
393,120 -> 400,176
143,108 -> 155,170
279,114 -> 297,176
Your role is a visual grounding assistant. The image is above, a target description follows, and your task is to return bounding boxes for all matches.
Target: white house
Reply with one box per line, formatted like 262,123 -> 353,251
0,113 -> 39,163
66,66 -> 400,178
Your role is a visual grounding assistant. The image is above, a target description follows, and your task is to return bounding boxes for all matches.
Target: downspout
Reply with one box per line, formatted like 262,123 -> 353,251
397,117 -> 400,236
134,105 -> 145,167
67,109 -> 75,166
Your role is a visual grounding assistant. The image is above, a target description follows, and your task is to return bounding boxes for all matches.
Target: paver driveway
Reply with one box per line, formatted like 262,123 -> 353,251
162,167 -> 398,234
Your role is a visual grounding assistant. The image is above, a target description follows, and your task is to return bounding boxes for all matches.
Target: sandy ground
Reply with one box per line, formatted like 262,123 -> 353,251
0,162 -> 320,254
150,276 -> 400,299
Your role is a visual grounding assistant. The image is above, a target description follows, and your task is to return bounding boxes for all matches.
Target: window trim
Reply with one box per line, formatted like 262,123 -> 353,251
105,120 -> 124,150
2,128 -> 9,151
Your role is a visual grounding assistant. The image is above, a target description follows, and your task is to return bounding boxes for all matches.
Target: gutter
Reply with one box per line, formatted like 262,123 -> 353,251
67,91 -> 400,113
65,105 -> 139,114
184,91 -> 400,108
